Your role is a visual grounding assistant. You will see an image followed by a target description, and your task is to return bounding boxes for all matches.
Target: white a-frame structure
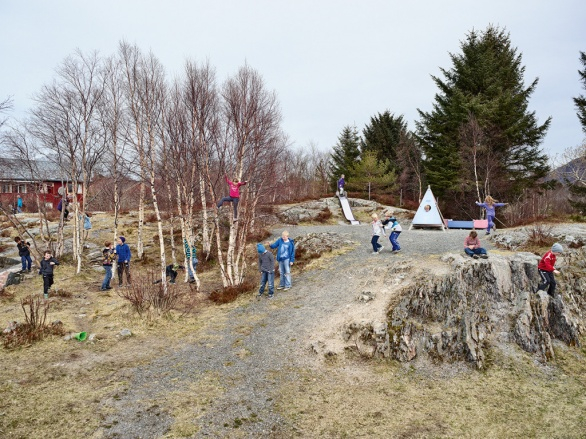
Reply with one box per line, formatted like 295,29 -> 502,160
409,186 -> 446,230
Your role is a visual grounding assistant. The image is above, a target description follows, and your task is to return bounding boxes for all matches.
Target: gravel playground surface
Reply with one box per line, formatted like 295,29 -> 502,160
100,224 -> 497,438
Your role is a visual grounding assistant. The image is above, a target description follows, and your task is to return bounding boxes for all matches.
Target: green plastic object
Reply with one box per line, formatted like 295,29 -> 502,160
72,331 -> 87,341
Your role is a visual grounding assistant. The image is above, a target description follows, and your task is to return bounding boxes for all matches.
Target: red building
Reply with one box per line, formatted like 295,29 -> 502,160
0,157 -> 83,211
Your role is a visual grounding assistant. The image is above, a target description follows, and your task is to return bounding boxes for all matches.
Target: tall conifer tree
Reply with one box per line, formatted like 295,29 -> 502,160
416,26 -> 550,210
330,125 -> 361,187
574,51 -> 586,134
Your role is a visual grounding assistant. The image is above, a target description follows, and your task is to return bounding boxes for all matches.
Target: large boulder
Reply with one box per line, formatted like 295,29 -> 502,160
381,251 -> 584,368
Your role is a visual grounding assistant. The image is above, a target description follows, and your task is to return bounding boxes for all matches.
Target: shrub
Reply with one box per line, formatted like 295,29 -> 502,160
315,207 -> 332,223
209,281 -> 256,304
117,271 -> 195,318
525,223 -> 556,248
1,295 -> 65,349
0,229 -> 11,238
247,228 -> 271,243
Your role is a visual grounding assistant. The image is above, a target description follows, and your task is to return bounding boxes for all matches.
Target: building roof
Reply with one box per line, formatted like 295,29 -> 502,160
0,157 -> 71,182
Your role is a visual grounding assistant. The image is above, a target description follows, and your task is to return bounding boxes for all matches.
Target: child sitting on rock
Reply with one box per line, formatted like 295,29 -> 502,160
464,231 -> 488,259
536,243 -> 563,297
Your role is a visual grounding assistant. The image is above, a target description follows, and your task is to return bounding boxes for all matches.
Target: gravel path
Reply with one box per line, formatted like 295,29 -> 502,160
101,224 -> 496,438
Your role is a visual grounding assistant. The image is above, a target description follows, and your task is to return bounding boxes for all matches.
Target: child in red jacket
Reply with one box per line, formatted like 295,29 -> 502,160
536,243 -> 563,296
216,175 -> 247,221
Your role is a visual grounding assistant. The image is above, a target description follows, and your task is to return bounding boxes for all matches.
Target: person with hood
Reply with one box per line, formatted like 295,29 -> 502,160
256,243 -> 275,299
16,195 -> 23,213
39,250 -> 59,299
115,236 -> 131,287
268,230 -> 295,290
216,174 -> 248,221
536,243 -> 563,297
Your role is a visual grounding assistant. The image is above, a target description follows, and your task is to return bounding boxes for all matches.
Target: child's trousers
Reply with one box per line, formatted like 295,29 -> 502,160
537,269 -> 556,296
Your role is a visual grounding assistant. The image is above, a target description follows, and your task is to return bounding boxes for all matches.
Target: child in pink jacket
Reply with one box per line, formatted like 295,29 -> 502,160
217,175 -> 247,221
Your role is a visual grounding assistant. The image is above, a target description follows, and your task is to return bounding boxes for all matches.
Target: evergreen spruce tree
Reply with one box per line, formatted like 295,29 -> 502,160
568,51 -> 586,213
574,51 -> 586,134
330,125 -> 361,188
361,111 -> 407,172
416,26 -> 550,212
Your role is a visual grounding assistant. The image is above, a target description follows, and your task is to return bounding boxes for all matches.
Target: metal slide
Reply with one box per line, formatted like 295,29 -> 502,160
338,195 -> 360,225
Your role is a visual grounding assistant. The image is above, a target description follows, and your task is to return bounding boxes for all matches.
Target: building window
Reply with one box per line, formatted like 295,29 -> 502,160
17,184 -> 27,194
2,184 -> 12,193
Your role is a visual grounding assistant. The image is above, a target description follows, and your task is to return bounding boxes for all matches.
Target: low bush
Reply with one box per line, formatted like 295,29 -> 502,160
209,280 -> 256,304
525,223 -> 556,248
117,271 -> 195,318
247,228 -> 271,243
315,208 -> 332,223
1,295 -> 65,349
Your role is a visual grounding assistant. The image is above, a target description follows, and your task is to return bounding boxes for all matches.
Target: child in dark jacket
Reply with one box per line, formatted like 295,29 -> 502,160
15,236 -> 32,272
536,243 -> 563,296
256,244 -> 275,299
39,250 -> 59,299
101,242 -> 115,290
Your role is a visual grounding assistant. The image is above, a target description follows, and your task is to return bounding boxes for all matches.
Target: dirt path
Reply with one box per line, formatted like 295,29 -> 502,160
101,225 -> 495,438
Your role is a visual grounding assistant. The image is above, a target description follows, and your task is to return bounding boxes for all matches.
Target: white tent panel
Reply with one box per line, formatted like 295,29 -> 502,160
410,186 -> 445,229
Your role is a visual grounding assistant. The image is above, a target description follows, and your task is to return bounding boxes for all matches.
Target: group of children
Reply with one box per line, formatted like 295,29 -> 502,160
367,195 -> 564,297
370,212 -> 403,254
256,230 -> 296,299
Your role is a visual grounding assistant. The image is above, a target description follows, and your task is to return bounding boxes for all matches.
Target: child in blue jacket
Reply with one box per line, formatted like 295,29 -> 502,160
268,231 -> 295,290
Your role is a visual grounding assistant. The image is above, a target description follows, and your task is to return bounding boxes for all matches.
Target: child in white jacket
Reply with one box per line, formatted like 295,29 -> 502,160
370,213 -> 384,254
382,213 -> 402,252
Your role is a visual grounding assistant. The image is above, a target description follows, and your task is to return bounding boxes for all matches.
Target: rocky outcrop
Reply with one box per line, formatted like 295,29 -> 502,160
343,251 -> 585,368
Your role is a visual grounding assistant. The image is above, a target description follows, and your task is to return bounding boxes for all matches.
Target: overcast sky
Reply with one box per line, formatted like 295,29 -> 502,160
1,1 -> 585,160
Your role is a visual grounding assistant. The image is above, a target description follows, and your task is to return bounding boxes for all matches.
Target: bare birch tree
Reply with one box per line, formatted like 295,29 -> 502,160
28,50 -> 107,271
210,65 -> 285,286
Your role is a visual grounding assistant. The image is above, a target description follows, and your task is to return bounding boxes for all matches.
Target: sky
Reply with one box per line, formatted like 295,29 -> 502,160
1,0 -> 585,161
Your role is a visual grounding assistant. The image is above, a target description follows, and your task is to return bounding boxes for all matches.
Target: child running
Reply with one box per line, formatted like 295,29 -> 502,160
39,250 -> 59,299
216,174 -> 248,221
382,213 -> 402,252
475,196 -> 507,235
536,243 -> 563,297
463,231 -> 489,259
256,243 -> 275,299
370,213 -> 384,254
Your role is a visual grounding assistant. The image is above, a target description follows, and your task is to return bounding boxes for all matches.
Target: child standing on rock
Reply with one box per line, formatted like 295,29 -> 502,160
370,213 -> 384,254
475,196 -> 507,235
382,213 -> 402,253
536,243 -> 563,297
39,250 -> 59,299
256,244 -> 275,299
463,231 -> 489,259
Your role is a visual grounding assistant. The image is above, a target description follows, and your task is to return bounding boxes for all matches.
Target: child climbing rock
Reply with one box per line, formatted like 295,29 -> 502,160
536,243 -> 563,297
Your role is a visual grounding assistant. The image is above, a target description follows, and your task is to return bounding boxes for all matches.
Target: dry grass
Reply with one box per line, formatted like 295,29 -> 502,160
209,281 -> 256,304
277,344 -> 586,438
